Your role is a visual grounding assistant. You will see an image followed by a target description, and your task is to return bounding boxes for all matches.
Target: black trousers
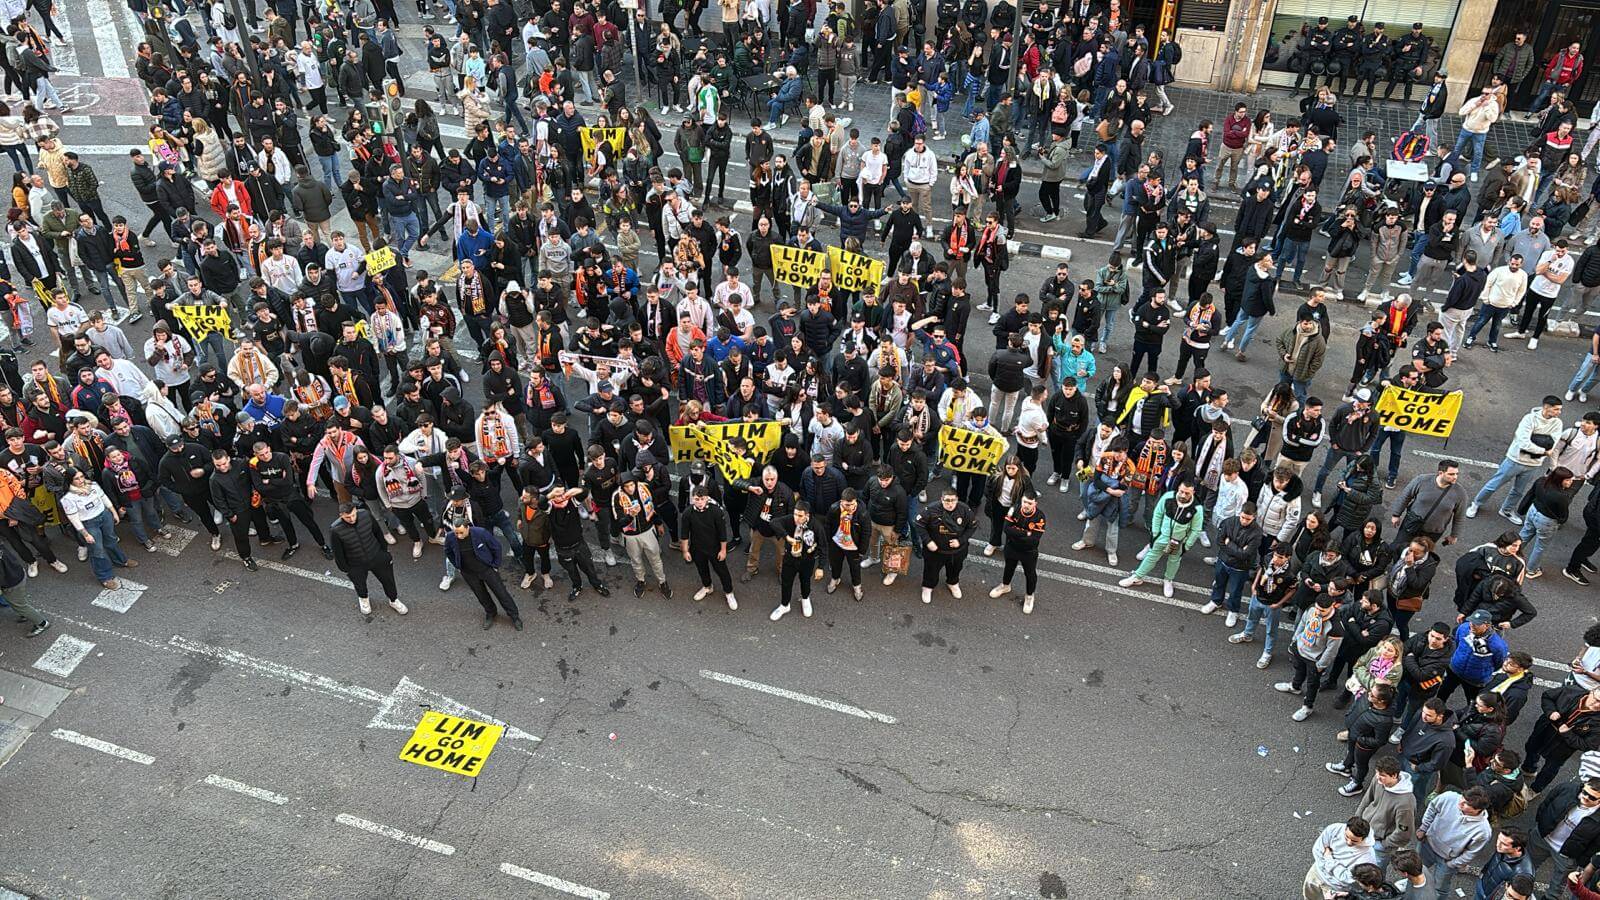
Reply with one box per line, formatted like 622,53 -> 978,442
1040,180 -> 1061,216
464,570 -> 520,619
0,521 -> 55,564
779,554 -> 814,607
693,554 -> 734,591
556,541 -> 604,589
922,549 -> 965,587
1568,519 -> 1600,573
1342,741 -> 1381,787
391,503 -> 437,540
1290,653 -> 1324,709
178,491 -> 220,536
1002,545 -> 1038,594
828,544 -> 861,586
986,496 -> 1008,546
1174,343 -> 1209,380
226,506 -> 274,561
703,157 -> 728,200
349,561 -> 399,600
520,542 -> 552,575
1083,189 -> 1107,234
267,496 -> 324,548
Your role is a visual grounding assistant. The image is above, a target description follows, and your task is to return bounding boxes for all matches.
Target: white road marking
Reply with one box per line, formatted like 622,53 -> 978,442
114,114 -> 146,127
221,550 -> 354,587
367,675 -> 542,742
1413,449 -> 1500,469
500,862 -> 610,899
92,578 -> 147,613
698,670 -> 898,724
50,728 -> 154,764
83,0 -> 131,79
168,635 -> 388,705
150,526 -> 198,557
32,634 -> 96,677
334,813 -> 456,856
201,774 -> 289,805
60,114 -> 92,127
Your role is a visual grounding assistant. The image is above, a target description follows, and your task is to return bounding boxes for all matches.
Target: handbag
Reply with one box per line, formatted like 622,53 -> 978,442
881,539 -> 911,575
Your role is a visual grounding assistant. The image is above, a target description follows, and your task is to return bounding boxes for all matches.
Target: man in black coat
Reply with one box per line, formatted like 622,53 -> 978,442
329,502 -> 408,617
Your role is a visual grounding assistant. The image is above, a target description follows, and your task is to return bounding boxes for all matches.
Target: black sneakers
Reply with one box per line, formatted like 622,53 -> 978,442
243,557 -> 259,572
1566,568 -> 1592,586
27,619 -> 50,638
482,613 -> 495,630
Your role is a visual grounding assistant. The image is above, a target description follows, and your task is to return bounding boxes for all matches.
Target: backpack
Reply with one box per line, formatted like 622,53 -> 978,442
1051,101 -> 1070,125
222,10 -> 237,30
1072,52 -> 1092,78
910,110 -> 927,137
1391,131 -> 1430,163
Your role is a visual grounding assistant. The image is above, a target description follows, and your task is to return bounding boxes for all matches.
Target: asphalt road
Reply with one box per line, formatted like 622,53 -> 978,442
1,6 -> 1598,900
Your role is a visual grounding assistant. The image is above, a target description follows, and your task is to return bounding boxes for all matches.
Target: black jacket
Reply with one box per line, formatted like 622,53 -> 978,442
1537,778 -> 1600,860
1400,630 -> 1454,695
208,459 -> 254,519
987,347 -> 1030,392
330,509 -> 392,571
916,500 -> 976,552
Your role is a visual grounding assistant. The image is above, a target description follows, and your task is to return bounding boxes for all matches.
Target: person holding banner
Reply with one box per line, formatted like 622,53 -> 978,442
917,486 -> 977,604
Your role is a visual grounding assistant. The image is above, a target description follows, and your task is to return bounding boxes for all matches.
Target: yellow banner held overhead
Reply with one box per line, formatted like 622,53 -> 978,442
364,246 -> 397,275
399,710 -> 504,777
579,127 -> 626,159
668,421 -> 782,472
938,424 -> 1008,475
171,304 -> 233,343
1374,386 -> 1464,438
770,245 -> 826,288
827,246 -> 885,293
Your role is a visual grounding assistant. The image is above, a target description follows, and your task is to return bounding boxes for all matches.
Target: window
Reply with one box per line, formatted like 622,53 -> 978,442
1261,0 -> 1460,83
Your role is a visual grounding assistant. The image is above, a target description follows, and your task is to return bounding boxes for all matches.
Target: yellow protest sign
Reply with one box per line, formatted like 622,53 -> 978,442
399,710 -> 504,777
1375,386 -> 1464,438
31,277 -> 49,309
171,304 -> 233,342
668,422 -> 782,477
939,424 -> 1008,475
365,246 -> 396,275
579,127 -> 626,158
827,246 -> 885,293
770,245 -> 826,288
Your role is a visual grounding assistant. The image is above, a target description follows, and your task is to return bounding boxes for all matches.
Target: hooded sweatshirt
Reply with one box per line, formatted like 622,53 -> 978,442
1504,406 -> 1565,467
1356,771 -> 1417,851
1292,603 -> 1345,668
1418,791 -> 1492,870
1399,710 -> 1457,777
1311,821 -> 1377,892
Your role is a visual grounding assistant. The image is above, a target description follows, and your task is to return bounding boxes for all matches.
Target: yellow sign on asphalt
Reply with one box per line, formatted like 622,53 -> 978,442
399,710 -> 504,776
1375,386 -> 1464,438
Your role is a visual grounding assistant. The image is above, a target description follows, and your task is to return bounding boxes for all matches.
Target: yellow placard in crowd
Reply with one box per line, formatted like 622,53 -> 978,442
827,246 -> 885,293
770,245 -> 826,288
938,424 -> 1008,475
1374,386 -> 1464,438
171,304 -> 233,342
579,127 -> 626,158
365,246 -> 397,275
399,710 -> 504,777
668,422 -> 783,481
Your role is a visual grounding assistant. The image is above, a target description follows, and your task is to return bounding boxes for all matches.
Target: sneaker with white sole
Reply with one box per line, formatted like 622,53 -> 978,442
725,593 -> 738,610
990,583 -> 1013,598
1228,632 -> 1254,644
1465,502 -> 1480,518
1198,532 -> 1211,548
1389,726 -> 1405,744
25,561 -> 36,578
1118,575 -> 1142,587
949,583 -> 962,599
801,597 -> 812,617
1107,551 -> 1118,566
1529,338 -> 1540,350
413,542 -> 424,559
1256,652 -> 1271,668
1072,540 -> 1092,551
1162,580 -> 1174,597
1046,473 -> 1060,485
1060,481 -> 1070,493
1198,601 -> 1217,614
542,574 -> 554,589
883,572 -> 897,585
1325,761 -> 1351,775
521,574 -> 535,589
1291,705 -> 1313,721
439,575 -> 454,590
853,584 -> 863,600
1311,494 -> 1322,508
861,556 -> 877,568
49,560 -> 67,573
1225,612 -> 1238,627
358,596 -> 372,615
78,545 -> 88,561
770,605 -> 789,621
694,586 -> 713,601
1022,595 -> 1034,614
1337,780 -> 1362,797
383,532 -> 396,545
605,550 -> 617,567
1273,682 -> 1297,693
211,534 -> 222,551
921,587 -> 932,603
389,599 -> 409,614
1135,545 -> 1149,561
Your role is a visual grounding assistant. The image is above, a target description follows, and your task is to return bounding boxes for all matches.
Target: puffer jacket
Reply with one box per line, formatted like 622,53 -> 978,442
330,510 -> 392,571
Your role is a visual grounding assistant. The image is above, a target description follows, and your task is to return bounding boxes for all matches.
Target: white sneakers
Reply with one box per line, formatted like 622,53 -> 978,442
770,604 -> 789,621
861,556 -> 878,568
25,561 -> 36,578
725,593 -> 738,610
383,532 -> 396,545
1529,338 -> 1540,350
542,574 -> 554,590
1228,632 -> 1253,644
1107,552 -> 1118,566
982,544 -> 996,556
439,574 -> 454,591
413,541 -> 424,559
853,584 -> 864,600
949,584 -> 962,599
1465,502 -> 1480,518
1292,706 -> 1313,721
990,583 -> 1013,598
390,599 -> 409,614
801,597 -> 812,617
1311,494 -> 1322,508
882,572 -> 897,585
520,573 -> 535,589
826,578 -> 841,594
1162,580 -> 1174,598
921,587 -> 933,603
1072,540 -> 1091,551
1198,532 -> 1211,548
605,550 -> 617,567
1256,652 -> 1271,669
1225,612 -> 1238,627
1118,575 -> 1142,588
1135,545 -> 1149,561
1199,601 -> 1217,614
1273,682 -> 1296,693
211,534 -> 222,551
1046,473 -> 1061,485
49,560 -> 67,573
1022,595 -> 1034,614
358,596 -> 372,615
694,586 -> 713,601
77,545 -> 88,561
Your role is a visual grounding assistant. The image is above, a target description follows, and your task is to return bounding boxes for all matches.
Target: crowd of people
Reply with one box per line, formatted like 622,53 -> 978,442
2,0 -> 1600,894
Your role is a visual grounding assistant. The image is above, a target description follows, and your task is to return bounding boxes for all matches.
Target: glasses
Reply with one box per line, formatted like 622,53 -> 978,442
1584,792 -> 1600,802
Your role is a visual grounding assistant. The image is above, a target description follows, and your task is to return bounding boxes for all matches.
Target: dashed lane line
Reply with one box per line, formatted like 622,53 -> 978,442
334,813 -> 456,856
31,634 -> 96,677
499,862 -> 610,900
201,774 -> 290,806
49,729 -> 154,765
698,670 -> 898,724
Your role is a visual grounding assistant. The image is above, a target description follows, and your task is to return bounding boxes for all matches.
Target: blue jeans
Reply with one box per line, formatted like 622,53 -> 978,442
389,212 -> 420,260
1240,596 -> 1280,653
1570,350 -> 1600,394
1404,233 -> 1429,278
905,494 -> 922,557
1452,130 -> 1487,174
1520,506 -> 1560,571
985,82 -> 1003,110
1369,430 -> 1406,482
1098,311 -> 1116,347
89,268 -> 126,312
1531,79 -> 1563,114
1277,370 -> 1310,406
487,508 -> 524,558
1274,238 -> 1308,283
80,507 -> 128,583
765,97 -> 786,125
1209,559 -> 1250,613
340,287 -> 373,316
318,153 -> 340,192
484,194 -> 511,232
1467,304 -> 1512,344
1417,842 -> 1455,898
122,496 -> 161,545
1313,448 -> 1360,495
1473,458 -> 1540,515
1224,314 -> 1263,351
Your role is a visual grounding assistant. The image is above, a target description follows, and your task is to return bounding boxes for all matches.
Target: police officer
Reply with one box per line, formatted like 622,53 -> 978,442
1386,22 -> 1432,102
1330,16 -> 1363,95
1292,17 -> 1334,95
1351,23 -> 1391,100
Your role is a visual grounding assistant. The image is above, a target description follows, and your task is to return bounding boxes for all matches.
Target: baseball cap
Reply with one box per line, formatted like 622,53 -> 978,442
1353,387 -> 1373,402
165,434 -> 184,449
1468,609 -> 1494,625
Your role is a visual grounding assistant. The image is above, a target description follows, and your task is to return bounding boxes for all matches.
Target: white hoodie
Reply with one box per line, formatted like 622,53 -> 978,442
1418,791 -> 1492,870
1504,406 -> 1565,467
1311,821 -> 1377,892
